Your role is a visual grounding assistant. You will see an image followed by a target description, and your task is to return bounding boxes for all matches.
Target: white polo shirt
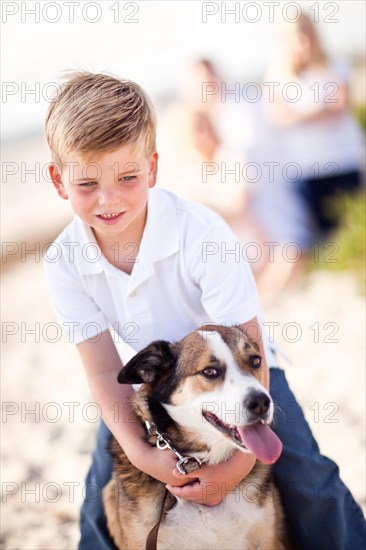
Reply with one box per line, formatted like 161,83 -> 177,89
44,188 -> 277,365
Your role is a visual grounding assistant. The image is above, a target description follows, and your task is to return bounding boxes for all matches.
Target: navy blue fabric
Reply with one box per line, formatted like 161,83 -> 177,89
298,169 -> 362,236
79,420 -> 118,550
79,368 -> 366,550
270,368 -> 366,550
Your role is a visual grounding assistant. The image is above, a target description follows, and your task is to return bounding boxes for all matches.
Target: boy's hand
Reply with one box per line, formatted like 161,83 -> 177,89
128,442 -> 199,488
166,451 -> 256,506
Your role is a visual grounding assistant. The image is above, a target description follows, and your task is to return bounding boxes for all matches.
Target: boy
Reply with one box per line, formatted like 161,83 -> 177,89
44,72 -> 365,549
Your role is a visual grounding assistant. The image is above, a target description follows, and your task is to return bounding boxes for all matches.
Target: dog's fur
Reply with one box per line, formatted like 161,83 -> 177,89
103,325 -> 286,549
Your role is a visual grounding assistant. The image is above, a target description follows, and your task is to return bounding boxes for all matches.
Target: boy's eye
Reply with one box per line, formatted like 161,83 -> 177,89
78,181 -> 96,188
121,175 -> 137,182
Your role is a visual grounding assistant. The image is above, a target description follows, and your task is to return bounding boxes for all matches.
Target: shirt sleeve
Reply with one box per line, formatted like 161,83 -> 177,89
186,217 -> 279,367
188,220 -> 260,326
43,250 -> 109,344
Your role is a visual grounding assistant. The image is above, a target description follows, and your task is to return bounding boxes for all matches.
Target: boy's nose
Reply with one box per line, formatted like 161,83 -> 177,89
97,186 -> 120,206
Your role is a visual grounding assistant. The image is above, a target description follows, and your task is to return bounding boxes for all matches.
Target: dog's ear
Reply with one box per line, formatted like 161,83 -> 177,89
117,340 -> 177,385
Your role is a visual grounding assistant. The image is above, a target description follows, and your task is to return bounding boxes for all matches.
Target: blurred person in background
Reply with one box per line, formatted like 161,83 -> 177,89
181,59 -> 221,163
158,59 -> 250,219
175,14 -> 366,298
162,58 -> 314,299
263,11 -> 365,241
239,12 -> 365,297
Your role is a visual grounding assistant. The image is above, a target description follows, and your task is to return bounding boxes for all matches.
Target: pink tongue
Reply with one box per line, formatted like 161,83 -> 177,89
236,424 -> 282,464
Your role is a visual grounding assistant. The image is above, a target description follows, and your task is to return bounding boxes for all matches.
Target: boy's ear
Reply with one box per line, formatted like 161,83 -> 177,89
49,164 -> 68,200
117,340 -> 176,385
148,152 -> 158,189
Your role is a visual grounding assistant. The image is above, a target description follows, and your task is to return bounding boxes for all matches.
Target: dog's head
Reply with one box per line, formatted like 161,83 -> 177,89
118,325 -> 282,464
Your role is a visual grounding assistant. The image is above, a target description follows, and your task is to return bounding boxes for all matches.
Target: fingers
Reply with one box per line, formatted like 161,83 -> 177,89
166,481 -> 208,505
173,467 -> 200,479
172,461 -> 210,479
166,481 -> 222,507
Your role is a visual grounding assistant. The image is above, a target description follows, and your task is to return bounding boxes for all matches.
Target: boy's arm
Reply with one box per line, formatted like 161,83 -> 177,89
77,330 -> 191,487
168,317 -> 268,506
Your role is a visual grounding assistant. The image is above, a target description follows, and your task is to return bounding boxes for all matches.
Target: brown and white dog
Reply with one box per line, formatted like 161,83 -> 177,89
103,325 -> 286,549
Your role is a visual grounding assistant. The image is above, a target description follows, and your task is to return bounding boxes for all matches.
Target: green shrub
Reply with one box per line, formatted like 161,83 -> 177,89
353,104 -> 366,134
310,192 -> 365,291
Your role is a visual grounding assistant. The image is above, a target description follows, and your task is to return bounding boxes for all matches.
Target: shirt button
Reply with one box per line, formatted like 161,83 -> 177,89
130,291 -> 136,297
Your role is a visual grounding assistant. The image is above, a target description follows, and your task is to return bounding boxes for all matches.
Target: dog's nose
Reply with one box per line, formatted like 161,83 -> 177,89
245,391 -> 270,417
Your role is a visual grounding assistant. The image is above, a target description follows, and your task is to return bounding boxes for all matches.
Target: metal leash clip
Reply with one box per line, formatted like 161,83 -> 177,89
145,421 -> 202,475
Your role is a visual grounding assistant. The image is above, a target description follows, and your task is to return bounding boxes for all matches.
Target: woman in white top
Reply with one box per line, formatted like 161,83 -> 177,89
264,12 -> 364,239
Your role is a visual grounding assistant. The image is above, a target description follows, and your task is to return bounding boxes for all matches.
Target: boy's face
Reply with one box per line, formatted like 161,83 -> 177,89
49,142 -> 158,243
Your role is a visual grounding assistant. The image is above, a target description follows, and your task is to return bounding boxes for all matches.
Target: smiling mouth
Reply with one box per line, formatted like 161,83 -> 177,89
97,212 -> 124,219
95,212 -> 126,224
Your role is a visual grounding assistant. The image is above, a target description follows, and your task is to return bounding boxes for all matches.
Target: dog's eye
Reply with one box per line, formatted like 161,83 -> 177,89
249,355 -> 262,369
200,367 -> 221,379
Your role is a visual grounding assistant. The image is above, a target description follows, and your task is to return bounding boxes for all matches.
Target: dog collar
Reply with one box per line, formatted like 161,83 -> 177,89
144,420 -> 202,475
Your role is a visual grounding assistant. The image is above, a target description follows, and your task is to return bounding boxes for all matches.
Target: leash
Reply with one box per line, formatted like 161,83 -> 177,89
145,488 -> 169,550
144,421 -> 202,550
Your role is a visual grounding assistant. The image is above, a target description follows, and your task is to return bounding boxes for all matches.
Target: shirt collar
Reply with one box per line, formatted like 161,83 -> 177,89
72,188 -> 180,278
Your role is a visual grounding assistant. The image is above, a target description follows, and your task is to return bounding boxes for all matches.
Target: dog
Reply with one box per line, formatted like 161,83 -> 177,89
103,325 -> 286,549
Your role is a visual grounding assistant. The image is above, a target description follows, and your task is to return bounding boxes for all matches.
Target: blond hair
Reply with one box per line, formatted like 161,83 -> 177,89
280,13 -> 327,75
45,72 -> 157,167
